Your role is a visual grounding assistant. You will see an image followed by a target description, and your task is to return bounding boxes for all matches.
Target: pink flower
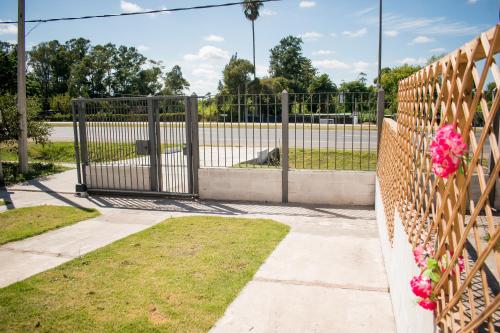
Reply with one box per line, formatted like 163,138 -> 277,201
413,244 -> 435,268
418,299 -> 437,311
430,125 -> 467,178
410,275 -> 433,298
458,256 -> 465,272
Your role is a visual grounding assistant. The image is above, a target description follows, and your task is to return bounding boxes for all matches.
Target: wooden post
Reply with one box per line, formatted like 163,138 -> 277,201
17,0 -> 28,173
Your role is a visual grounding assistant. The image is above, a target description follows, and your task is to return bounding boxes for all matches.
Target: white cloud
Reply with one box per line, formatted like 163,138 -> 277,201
384,30 -> 399,37
352,61 -> 371,73
137,45 -> 149,52
397,57 -> 427,65
330,32 -> 337,38
120,0 -> 142,13
312,59 -> 351,70
262,9 -> 277,16
430,47 -> 446,53
300,31 -> 323,42
0,21 -> 17,35
120,1 -> 168,17
204,34 -> 224,42
312,50 -> 336,56
410,36 -> 435,44
299,1 -> 316,8
467,0 -> 479,4
342,28 -> 367,38
353,6 -> 376,17
184,46 -> 230,62
192,67 -> 218,80
367,13 -> 482,36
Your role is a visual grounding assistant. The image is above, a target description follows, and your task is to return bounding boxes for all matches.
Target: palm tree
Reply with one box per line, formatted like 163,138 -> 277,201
242,0 -> 263,79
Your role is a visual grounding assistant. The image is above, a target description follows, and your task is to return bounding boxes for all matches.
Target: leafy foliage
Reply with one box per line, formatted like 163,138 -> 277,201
0,94 -> 51,145
222,55 -> 254,95
378,65 -> 421,114
163,65 -> 190,95
269,36 -> 317,92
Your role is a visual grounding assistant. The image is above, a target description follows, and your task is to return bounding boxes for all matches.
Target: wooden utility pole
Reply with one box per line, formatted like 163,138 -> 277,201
17,0 -> 28,173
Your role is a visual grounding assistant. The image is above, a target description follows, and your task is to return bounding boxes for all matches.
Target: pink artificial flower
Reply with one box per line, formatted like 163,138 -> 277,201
413,244 -> 435,268
458,256 -> 465,272
418,299 -> 437,311
430,125 -> 467,178
410,275 -> 433,299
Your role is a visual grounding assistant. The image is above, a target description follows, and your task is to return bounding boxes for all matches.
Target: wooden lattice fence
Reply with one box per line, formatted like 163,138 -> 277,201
377,24 -> 500,332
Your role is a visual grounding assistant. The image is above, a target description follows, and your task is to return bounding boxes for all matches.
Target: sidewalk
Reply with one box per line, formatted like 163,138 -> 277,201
0,173 -> 395,332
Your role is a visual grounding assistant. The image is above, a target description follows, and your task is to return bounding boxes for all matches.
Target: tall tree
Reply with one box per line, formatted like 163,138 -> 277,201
163,65 -> 190,95
269,36 -> 316,92
0,42 -> 17,95
222,55 -> 254,95
377,64 -> 421,114
242,0 -> 263,79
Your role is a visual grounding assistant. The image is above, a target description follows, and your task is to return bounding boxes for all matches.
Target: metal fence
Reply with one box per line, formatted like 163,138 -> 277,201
198,91 -> 379,171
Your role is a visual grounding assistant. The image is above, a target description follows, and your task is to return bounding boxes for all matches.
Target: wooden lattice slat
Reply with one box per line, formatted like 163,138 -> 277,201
377,24 -> 500,332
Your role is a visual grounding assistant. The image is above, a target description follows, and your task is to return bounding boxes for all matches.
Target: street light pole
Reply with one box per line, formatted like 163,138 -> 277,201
377,0 -> 382,88
17,0 -> 29,173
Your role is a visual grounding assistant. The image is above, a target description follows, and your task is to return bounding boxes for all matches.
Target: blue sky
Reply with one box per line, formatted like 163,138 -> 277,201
0,0 -> 497,94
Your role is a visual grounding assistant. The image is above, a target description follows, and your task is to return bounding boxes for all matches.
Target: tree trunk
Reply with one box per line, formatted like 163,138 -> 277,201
252,20 -> 256,79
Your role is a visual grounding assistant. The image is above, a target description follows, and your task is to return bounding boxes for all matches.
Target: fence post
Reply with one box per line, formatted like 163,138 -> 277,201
76,98 -> 89,191
376,88 -> 385,154
281,90 -> 289,203
190,94 -> 200,195
71,99 -> 82,191
147,97 -> 159,192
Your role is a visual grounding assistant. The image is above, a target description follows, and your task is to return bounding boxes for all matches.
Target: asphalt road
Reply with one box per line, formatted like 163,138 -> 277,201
49,124 -> 380,150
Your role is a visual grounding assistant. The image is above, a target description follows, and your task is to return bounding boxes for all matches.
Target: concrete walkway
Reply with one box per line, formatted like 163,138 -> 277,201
0,174 -> 395,332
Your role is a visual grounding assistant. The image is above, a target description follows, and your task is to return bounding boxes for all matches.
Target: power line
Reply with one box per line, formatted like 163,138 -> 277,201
0,0 -> 281,25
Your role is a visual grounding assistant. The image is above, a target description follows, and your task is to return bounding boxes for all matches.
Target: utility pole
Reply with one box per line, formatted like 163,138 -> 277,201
377,0 -> 382,88
17,0 -> 29,173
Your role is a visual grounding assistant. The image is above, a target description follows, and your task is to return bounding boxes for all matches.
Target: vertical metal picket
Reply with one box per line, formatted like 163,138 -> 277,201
190,95 -> 200,195
77,98 -> 89,189
147,97 -> 159,191
281,90 -> 289,203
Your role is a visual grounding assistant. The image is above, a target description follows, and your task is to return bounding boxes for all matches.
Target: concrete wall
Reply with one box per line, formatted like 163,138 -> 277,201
289,170 -> 375,206
85,165 -> 151,191
199,168 -> 375,206
199,168 -> 282,203
375,179 -> 436,333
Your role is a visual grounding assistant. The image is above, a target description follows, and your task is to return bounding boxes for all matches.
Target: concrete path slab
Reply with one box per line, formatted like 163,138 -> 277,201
211,280 -> 394,333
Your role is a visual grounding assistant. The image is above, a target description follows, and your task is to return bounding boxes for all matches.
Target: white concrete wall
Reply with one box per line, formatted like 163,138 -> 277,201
199,168 -> 375,205
375,179 -> 435,333
199,168 -> 282,203
85,165 -> 151,191
289,170 -> 375,206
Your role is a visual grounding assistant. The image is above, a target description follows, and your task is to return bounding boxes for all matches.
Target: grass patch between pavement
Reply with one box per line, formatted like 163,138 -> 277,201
0,216 -> 289,332
0,205 -> 100,245
0,162 -> 71,187
235,148 -> 377,171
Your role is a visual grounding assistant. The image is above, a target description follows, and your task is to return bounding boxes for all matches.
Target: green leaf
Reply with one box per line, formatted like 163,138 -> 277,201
429,271 -> 441,283
423,269 -> 433,278
427,258 -> 438,269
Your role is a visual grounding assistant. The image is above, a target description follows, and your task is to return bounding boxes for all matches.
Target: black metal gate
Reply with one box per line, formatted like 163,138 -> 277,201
72,96 -> 199,197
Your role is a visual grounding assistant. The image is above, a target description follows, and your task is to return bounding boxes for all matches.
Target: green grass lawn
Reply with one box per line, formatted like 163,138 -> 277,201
236,148 -> 377,171
0,216 -> 289,332
0,205 -> 100,245
1,162 -> 71,187
1,142 -> 181,164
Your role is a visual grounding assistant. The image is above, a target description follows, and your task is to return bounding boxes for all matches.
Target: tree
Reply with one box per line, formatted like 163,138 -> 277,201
378,64 -> 421,114
427,53 -> 446,65
222,55 -> 254,95
163,65 -> 190,95
242,0 -> 263,79
308,74 -> 336,93
0,42 -> 17,95
261,77 -> 292,94
0,94 -> 51,145
269,36 -> 316,92
110,46 -> 148,95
